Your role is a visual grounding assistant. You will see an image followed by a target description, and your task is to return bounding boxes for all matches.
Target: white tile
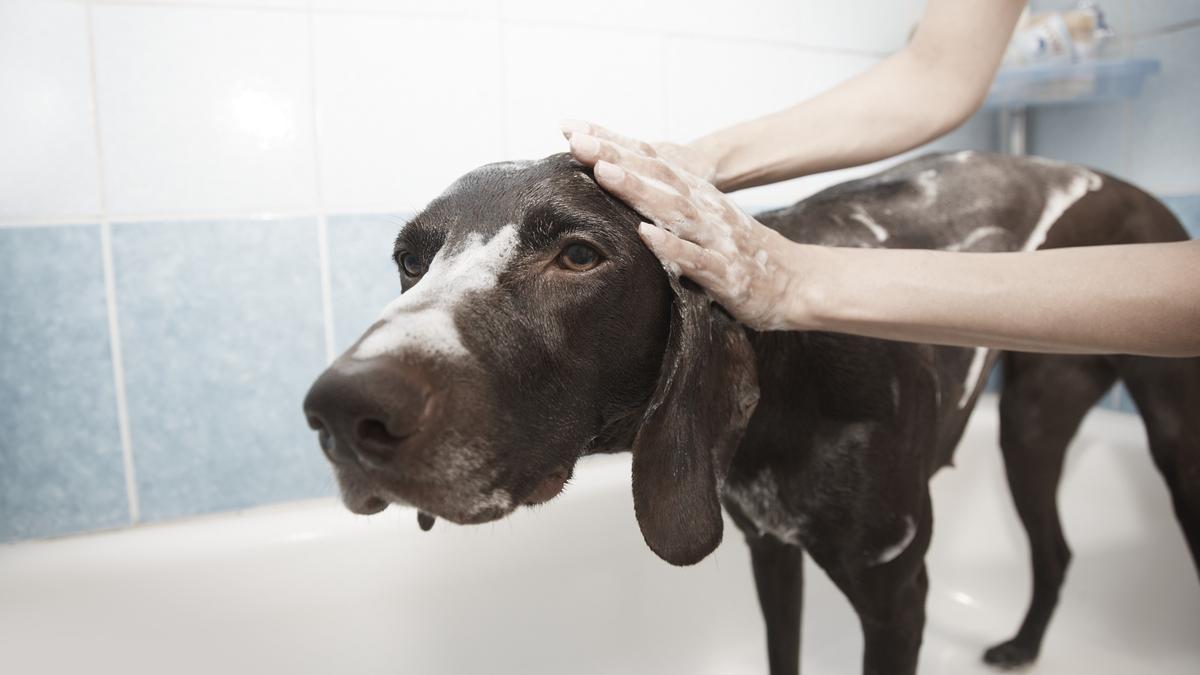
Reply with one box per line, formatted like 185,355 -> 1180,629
91,5 -> 316,215
313,14 -> 503,212
1128,26 -> 1200,194
92,0 -> 309,8
1128,0 -> 1200,35
665,36 -> 877,143
503,24 -> 666,161
312,0 -> 499,17
501,0 -> 667,31
664,37 -> 877,208
662,0 -> 924,53
0,0 -> 100,221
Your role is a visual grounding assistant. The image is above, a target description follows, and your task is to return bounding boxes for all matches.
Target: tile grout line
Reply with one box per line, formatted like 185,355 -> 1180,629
86,0 -> 140,524
306,0 -> 337,364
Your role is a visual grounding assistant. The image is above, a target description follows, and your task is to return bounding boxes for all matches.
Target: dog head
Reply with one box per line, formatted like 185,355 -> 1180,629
303,154 -> 758,565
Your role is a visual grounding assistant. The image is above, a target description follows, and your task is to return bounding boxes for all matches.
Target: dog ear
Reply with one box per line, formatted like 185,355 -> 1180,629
631,273 -> 760,566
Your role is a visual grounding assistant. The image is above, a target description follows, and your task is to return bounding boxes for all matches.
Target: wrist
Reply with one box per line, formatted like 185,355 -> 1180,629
687,133 -> 734,190
776,241 -> 844,332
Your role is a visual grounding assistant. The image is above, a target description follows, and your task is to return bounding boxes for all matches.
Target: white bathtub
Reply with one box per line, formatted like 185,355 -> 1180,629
2,395 -> 1197,675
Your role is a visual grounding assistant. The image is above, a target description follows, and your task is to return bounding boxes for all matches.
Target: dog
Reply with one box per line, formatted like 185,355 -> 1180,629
303,151 -> 1199,675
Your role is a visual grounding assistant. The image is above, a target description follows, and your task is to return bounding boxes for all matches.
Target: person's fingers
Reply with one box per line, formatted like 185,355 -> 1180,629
593,161 -> 720,247
637,222 -> 732,293
569,134 -> 691,196
561,119 -> 658,158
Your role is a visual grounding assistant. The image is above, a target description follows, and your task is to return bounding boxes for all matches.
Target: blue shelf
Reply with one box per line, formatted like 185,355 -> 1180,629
984,58 -> 1160,109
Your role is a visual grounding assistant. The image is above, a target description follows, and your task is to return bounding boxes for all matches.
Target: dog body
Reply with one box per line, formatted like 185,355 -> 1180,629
720,152 -> 1200,674
304,152 -> 1200,675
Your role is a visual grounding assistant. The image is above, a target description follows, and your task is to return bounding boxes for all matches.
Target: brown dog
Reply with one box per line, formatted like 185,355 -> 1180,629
304,152 -> 1200,674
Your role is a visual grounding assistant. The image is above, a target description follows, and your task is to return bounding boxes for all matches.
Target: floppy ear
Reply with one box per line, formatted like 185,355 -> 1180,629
631,273 -> 760,566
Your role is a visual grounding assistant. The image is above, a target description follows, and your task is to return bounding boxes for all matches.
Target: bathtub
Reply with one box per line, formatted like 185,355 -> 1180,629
1,395 -> 1197,675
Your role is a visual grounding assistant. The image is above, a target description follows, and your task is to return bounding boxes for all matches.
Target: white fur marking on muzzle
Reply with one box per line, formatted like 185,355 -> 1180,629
352,225 -> 518,360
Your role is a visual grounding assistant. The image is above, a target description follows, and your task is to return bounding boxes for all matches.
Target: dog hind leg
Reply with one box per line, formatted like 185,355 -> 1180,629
1116,355 -> 1200,577
984,353 -> 1116,669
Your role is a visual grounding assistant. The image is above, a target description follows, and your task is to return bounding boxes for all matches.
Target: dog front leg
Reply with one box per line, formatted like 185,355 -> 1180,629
747,534 -> 805,675
854,562 -> 928,675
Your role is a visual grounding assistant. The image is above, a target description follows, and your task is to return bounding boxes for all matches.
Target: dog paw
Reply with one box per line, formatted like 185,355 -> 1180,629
982,640 -> 1038,670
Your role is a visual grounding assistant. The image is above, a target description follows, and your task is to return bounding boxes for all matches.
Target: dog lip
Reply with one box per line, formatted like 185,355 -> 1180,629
522,467 -> 570,506
347,495 -> 389,515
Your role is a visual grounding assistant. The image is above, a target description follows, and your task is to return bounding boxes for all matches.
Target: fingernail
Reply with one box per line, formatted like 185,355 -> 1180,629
571,133 -> 599,155
638,221 -> 662,242
560,118 -> 589,138
595,160 -> 625,183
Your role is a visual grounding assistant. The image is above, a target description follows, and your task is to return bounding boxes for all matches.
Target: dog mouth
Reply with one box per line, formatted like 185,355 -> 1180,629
403,466 -> 572,532
341,463 -> 573,532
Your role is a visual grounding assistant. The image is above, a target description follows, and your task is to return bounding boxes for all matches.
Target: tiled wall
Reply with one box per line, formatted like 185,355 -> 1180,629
1,0 -> 1189,543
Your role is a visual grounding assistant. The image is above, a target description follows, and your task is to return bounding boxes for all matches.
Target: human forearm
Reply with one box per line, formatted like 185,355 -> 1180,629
690,0 -> 1025,192
801,241 -> 1200,357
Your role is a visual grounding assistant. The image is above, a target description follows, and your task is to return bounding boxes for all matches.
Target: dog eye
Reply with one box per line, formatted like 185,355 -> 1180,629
558,243 -> 601,271
399,252 -> 426,277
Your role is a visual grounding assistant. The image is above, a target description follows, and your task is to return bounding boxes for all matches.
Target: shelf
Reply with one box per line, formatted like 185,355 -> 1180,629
984,58 -> 1161,110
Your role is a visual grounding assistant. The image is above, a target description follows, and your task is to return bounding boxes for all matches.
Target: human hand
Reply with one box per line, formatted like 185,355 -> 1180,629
561,120 -> 814,331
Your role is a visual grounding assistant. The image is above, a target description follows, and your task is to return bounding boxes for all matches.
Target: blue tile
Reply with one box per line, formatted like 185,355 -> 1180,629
112,218 -> 333,522
326,213 -> 409,354
1128,25 -> 1200,194
1160,194 -> 1200,238
1114,383 -> 1139,415
0,225 -> 128,542
984,360 -> 1004,392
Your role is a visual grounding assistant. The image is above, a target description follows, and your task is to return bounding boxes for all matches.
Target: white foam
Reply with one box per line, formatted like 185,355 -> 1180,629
957,347 -> 989,408
946,226 -> 1007,252
916,169 -> 939,204
872,516 -> 917,566
849,205 -> 889,242
1023,170 -> 1102,252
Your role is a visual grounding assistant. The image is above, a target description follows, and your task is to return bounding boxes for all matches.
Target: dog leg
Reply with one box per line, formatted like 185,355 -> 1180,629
808,491 -> 932,675
1117,356 -> 1200,577
747,534 -> 805,675
985,353 -> 1115,669
857,563 -> 928,675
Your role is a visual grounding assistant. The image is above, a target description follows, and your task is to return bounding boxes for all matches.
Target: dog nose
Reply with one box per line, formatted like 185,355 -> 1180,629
303,359 -> 431,467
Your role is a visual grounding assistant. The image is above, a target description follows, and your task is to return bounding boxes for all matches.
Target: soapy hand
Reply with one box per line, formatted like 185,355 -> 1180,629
561,120 -> 808,331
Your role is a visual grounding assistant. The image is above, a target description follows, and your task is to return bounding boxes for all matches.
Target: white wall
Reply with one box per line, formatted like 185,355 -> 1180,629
1,0 -> 997,224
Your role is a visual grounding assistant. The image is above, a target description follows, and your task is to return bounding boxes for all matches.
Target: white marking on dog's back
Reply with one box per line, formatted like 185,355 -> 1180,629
1023,170 -> 1102,252
849,205 -> 889,242
871,516 -> 916,566
353,225 -> 518,360
945,226 -> 1007,252
957,347 -> 989,408
956,166 -> 1101,407
916,169 -> 938,204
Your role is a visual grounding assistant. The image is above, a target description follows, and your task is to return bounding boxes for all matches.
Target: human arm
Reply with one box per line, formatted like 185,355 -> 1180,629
796,241 -> 1200,357
565,129 -> 1200,358
626,0 -> 1027,190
